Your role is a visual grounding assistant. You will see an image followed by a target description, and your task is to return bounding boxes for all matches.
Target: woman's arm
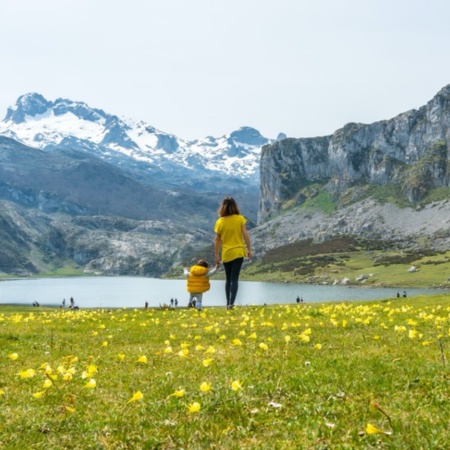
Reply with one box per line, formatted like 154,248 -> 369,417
214,233 -> 222,265
242,225 -> 253,259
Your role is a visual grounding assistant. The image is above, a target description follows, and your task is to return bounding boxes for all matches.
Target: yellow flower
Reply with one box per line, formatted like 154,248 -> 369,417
408,330 -> 418,339
101,341 -> 108,347
233,339 -> 243,346
127,390 -> 144,403
204,346 -> 216,354
299,334 -> 310,343
231,380 -> 243,391
0,389 -> 4,396
259,343 -> 269,351
32,391 -> 46,399
164,346 -> 173,354
170,389 -> 185,398
203,358 -> 213,367
200,382 -> 211,392
65,406 -> 76,414
188,402 -> 201,414
117,353 -> 125,361
248,332 -> 257,339
314,343 -> 322,350
284,335 -> 291,343
19,369 -> 36,379
219,335 -> 226,340
43,379 -> 53,389
85,378 -> 97,389
8,353 -> 19,360
365,423 -> 391,435
63,372 -> 73,381
137,355 -> 148,363
195,344 -> 205,351
178,349 -> 189,357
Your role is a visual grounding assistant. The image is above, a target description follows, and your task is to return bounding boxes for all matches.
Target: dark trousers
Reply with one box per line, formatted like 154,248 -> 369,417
223,257 -> 244,307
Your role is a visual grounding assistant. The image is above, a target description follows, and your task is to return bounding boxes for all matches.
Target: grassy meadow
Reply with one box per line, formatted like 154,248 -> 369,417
1,295 -> 450,449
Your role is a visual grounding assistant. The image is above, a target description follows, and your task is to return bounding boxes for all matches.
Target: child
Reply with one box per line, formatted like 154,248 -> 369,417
183,260 -> 219,311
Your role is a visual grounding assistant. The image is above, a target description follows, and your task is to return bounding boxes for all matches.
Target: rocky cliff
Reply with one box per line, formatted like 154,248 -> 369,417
259,84 -> 450,223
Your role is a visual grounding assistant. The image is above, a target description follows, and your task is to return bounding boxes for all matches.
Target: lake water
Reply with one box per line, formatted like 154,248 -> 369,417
0,276 -> 445,309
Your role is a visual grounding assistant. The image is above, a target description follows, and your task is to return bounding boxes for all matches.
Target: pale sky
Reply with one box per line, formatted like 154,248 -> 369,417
1,0 -> 450,141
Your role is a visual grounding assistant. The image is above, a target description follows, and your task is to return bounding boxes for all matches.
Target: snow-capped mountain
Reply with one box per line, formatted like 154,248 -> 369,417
0,93 -> 279,187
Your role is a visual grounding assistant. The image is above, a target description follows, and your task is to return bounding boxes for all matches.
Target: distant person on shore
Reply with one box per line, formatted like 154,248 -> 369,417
214,197 -> 252,309
184,259 -> 219,311
403,290 -> 407,298
145,301 -> 148,308
69,297 -> 75,308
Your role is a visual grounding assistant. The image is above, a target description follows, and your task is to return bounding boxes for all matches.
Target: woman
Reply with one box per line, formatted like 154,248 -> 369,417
214,197 -> 252,309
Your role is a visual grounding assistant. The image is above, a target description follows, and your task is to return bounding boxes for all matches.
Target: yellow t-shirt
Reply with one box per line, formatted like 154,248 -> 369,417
214,214 -> 247,263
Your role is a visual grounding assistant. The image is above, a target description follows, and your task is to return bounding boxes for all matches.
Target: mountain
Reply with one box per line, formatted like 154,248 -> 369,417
0,93 -> 275,189
259,84 -> 450,223
0,94 -> 283,276
253,84 -> 450,278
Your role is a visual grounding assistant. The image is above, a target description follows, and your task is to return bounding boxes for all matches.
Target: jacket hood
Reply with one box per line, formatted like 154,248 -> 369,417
190,265 -> 209,276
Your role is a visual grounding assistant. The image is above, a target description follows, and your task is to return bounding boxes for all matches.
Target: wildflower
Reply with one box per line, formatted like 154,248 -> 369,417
170,389 -> 185,398
101,341 -> 108,347
117,353 -> 125,361
63,372 -> 73,381
178,349 -> 189,357
204,346 -> 216,354
32,391 -> 46,399
365,423 -> 391,435
43,379 -> 53,389
137,355 -> 148,363
188,402 -> 201,414
200,382 -> 211,392
248,332 -> 257,339
19,369 -> 36,379
195,344 -> 205,351
231,380 -> 243,391
164,347 -> 173,354
0,389 -> 4,396
408,330 -> 418,339
127,390 -> 144,403
85,378 -> 96,389
259,343 -> 269,351
284,335 -> 291,343
8,353 -> 18,360
233,339 -> 243,346
203,358 -> 213,367
314,343 -> 322,350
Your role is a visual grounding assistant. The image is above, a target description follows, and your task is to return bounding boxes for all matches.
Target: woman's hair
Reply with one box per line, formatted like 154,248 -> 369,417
197,259 -> 209,268
218,197 -> 240,217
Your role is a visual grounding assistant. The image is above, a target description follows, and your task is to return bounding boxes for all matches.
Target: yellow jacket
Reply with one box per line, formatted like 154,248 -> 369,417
186,265 -> 210,293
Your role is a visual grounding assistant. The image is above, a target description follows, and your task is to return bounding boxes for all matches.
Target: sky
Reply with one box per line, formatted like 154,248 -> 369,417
1,0 -> 450,141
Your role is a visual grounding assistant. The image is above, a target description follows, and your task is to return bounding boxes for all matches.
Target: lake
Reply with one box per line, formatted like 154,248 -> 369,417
0,276 -> 445,309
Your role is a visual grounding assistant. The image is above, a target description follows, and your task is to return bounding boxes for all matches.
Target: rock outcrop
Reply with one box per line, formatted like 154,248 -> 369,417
259,84 -> 450,223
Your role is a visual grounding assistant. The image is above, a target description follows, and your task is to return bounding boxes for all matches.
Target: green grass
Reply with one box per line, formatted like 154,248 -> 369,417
1,296 -> 450,449
243,246 -> 450,289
